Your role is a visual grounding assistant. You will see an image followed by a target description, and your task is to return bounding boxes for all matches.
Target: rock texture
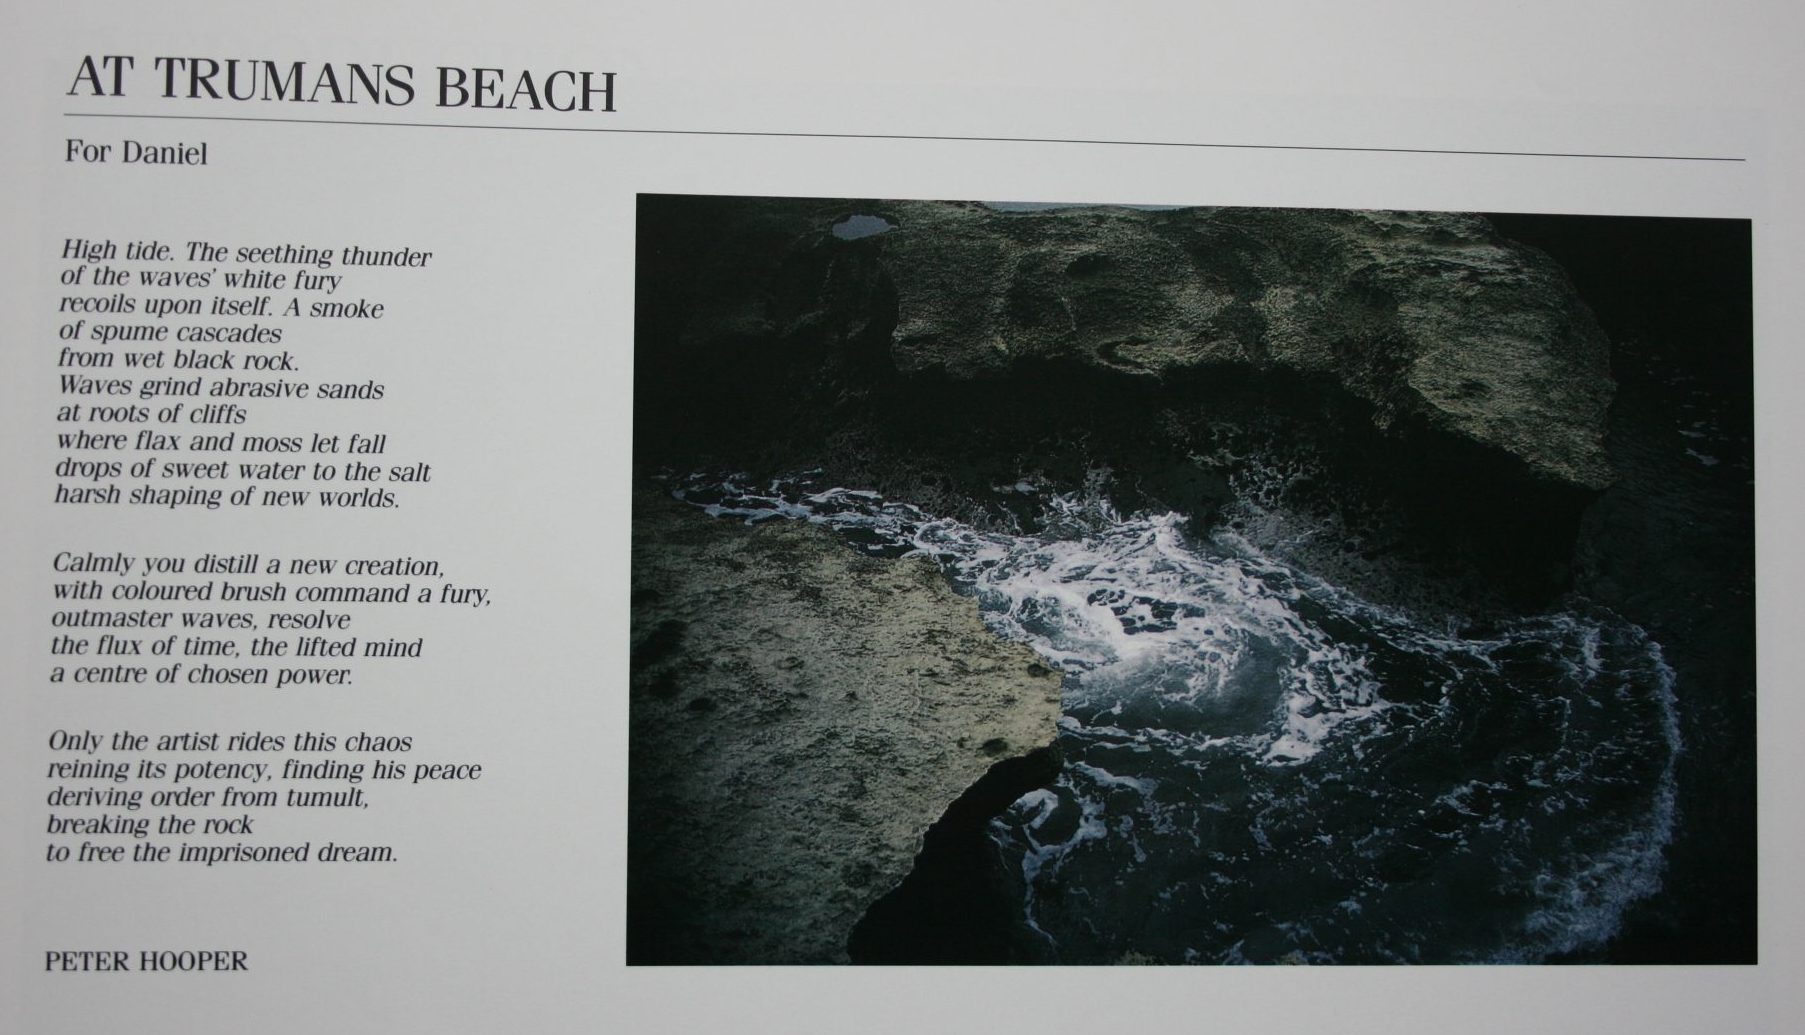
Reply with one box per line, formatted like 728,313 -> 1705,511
637,197 -> 1615,490
627,490 -> 1063,964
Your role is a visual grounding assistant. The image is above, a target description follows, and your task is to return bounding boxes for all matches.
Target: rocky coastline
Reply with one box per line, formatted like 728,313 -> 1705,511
628,489 -> 1062,963
628,197 -> 1753,964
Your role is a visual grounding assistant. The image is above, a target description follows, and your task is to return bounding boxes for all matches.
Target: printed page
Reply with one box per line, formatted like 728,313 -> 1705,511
4,3 -> 1800,1032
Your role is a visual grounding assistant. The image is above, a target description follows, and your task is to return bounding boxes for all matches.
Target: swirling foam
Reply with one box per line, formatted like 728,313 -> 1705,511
670,472 -> 1681,963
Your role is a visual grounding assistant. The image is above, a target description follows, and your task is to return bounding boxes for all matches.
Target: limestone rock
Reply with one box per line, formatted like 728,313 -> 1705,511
627,490 -> 1063,963
638,197 -> 1615,489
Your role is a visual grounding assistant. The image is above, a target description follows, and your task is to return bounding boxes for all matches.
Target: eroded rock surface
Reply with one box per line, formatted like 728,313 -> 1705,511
638,197 -> 1615,490
627,490 -> 1063,963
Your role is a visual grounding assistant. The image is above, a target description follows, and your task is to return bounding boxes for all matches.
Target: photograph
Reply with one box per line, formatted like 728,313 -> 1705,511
628,194 -> 1753,965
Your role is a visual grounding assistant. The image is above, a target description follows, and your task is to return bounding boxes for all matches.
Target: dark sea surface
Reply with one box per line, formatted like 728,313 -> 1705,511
673,471 -> 1682,963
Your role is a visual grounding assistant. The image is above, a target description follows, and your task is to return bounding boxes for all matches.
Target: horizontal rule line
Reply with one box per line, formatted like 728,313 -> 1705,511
62,111 -> 1746,163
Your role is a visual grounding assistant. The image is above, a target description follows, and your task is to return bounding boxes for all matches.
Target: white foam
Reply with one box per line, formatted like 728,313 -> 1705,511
674,473 -> 1685,962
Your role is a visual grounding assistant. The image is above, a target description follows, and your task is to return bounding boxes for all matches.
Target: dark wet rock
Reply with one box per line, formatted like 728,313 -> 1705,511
637,196 -> 1615,491
848,745 -> 1063,964
634,197 -> 1625,614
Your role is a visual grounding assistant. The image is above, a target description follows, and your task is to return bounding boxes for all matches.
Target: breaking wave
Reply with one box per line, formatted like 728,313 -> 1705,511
671,470 -> 1680,964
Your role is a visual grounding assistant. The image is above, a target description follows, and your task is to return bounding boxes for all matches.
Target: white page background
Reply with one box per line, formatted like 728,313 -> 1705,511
4,3 -> 1800,1032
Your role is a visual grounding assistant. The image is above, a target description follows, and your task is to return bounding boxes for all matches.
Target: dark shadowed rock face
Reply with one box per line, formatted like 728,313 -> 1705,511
637,197 -> 1615,491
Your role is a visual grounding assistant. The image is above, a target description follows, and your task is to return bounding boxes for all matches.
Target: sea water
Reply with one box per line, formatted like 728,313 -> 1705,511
672,471 -> 1679,964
